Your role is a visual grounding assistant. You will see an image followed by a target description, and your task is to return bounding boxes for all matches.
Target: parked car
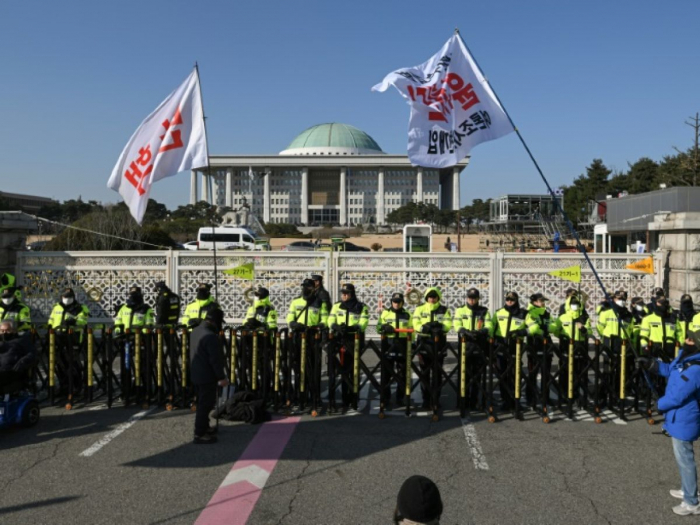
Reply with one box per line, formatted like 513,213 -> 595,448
182,241 -> 198,251
282,241 -> 316,251
26,241 -> 48,251
343,241 -> 370,252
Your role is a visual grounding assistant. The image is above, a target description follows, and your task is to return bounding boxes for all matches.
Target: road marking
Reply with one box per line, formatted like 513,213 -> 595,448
79,408 -> 156,457
195,416 -> 300,525
461,417 -> 489,470
601,409 -> 627,425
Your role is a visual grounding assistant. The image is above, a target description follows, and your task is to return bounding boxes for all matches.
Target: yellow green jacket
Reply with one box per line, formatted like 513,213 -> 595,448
379,307 -> 412,338
49,302 -> 90,330
181,297 -> 220,329
639,311 -> 681,346
286,297 -> 328,327
411,287 -> 452,333
244,297 -> 278,330
114,304 -> 154,332
328,301 -> 369,332
551,309 -> 591,342
0,301 -> 31,332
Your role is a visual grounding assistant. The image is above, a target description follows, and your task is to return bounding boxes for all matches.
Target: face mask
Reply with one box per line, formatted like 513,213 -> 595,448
62,297 -> 74,306
635,305 -> 644,312
196,291 -> 210,301
615,300 -> 626,308
570,305 -> 580,312
1,298 -> 12,306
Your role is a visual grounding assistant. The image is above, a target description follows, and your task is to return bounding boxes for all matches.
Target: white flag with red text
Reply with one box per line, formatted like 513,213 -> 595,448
107,68 -> 208,223
372,35 -> 513,168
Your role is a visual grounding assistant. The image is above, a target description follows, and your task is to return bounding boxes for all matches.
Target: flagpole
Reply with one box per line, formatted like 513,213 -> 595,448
453,29 -> 654,390
195,63 -> 220,303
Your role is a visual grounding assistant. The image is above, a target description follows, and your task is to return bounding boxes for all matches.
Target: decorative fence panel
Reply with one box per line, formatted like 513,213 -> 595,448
17,250 -> 662,329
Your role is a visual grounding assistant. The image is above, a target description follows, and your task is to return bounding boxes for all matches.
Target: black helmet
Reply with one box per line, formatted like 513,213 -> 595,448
254,286 -> 269,299
467,288 -> 480,299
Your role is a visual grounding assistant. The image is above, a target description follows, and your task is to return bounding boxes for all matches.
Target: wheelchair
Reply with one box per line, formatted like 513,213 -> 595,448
0,370 -> 40,429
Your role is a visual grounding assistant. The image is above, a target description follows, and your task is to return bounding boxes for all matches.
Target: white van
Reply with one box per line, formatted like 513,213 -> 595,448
196,226 -> 260,251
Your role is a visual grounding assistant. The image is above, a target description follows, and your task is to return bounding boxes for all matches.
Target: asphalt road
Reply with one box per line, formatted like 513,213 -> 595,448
1,379 -> 696,525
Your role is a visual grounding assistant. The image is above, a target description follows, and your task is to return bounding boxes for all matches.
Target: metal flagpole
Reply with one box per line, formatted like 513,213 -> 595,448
195,63 -> 219,301
453,29 -> 656,393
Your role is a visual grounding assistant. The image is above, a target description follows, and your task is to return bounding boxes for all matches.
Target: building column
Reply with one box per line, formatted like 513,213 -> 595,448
190,170 -> 198,204
212,172 -> 220,207
377,168 -> 385,225
416,167 -> 423,203
301,167 -> 309,225
263,169 -> 271,224
201,172 -> 209,203
453,166 -> 460,210
225,168 -> 233,207
340,167 -> 347,226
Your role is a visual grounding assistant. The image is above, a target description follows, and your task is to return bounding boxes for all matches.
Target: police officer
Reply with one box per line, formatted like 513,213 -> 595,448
411,287 -> 452,410
48,288 -> 90,396
0,287 -> 31,333
49,288 -> 90,332
454,288 -> 491,408
647,287 -> 666,314
181,283 -> 220,330
559,288 -> 580,316
597,290 -> 635,403
492,291 -> 528,410
378,292 -> 412,408
310,274 -> 332,313
552,295 -> 592,404
153,281 -> 181,329
114,285 -> 155,333
287,279 -> 328,404
243,287 -> 278,394
328,283 -> 369,410
0,272 -> 21,300
678,294 -> 696,344
524,293 -> 554,405
640,296 -> 680,362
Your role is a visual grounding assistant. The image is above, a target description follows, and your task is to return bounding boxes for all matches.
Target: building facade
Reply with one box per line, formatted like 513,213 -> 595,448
190,123 -> 469,226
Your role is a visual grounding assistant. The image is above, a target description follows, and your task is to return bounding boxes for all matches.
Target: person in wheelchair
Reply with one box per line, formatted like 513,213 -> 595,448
378,292 -> 413,408
493,291 -> 528,410
551,295 -> 592,403
0,320 -> 38,394
412,288 -> 452,410
48,288 -> 90,395
328,283 -> 369,409
454,288 -> 491,407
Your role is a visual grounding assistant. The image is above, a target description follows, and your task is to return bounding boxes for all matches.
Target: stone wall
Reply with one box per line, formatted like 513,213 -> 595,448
653,212 -> 700,306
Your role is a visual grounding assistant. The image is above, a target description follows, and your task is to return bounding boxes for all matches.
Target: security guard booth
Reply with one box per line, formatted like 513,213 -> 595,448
403,224 -> 432,253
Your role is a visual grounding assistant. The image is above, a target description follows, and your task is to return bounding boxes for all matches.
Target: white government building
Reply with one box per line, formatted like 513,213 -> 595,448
190,123 -> 469,226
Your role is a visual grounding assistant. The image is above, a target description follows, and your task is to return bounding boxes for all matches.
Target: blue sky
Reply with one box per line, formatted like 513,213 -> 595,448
2,1 -> 699,211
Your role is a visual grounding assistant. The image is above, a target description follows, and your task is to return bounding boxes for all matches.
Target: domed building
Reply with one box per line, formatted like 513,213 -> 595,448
190,123 -> 469,226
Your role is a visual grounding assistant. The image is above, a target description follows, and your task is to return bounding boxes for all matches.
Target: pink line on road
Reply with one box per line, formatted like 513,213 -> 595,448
195,416 -> 301,525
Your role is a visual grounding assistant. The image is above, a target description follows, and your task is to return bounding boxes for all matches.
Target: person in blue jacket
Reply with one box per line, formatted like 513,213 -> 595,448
638,329 -> 700,516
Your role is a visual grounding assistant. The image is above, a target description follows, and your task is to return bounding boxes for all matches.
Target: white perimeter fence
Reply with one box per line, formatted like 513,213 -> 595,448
16,251 -> 663,334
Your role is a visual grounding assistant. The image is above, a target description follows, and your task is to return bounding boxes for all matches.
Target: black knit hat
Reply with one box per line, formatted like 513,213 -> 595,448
254,286 -> 269,299
396,475 -> 443,523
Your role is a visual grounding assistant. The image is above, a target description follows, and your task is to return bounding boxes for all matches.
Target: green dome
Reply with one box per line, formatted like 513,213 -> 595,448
280,123 -> 384,155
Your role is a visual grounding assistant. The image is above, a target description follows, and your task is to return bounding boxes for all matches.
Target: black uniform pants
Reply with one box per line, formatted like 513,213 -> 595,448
194,382 -> 217,437
417,337 -> 445,408
381,337 -> 408,404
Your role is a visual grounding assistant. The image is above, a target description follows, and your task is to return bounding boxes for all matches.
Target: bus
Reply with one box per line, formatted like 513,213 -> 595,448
196,227 -> 261,251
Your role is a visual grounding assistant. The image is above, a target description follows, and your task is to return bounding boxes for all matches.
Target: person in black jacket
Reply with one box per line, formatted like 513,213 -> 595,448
189,308 -> 228,444
0,320 -> 38,388
310,274 -> 332,313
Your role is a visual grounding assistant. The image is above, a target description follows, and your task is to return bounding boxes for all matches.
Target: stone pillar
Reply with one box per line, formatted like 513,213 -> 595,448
340,167 -> 347,226
211,173 -> 219,206
190,170 -> 198,204
301,167 -> 309,225
225,168 -> 233,207
416,167 -> 423,203
201,172 -> 209,203
377,168 -> 385,225
453,166 -> 460,210
263,169 -> 271,223
651,212 -> 700,306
